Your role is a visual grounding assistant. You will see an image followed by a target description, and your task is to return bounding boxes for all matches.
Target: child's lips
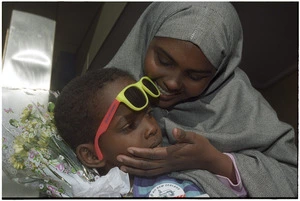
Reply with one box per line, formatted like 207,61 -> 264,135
150,143 -> 160,149
150,139 -> 162,148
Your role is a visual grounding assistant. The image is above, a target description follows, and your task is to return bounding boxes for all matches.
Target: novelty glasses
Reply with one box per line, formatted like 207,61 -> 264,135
94,76 -> 160,160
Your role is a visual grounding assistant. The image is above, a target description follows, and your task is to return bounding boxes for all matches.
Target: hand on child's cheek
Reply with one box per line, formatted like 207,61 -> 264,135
115,128 -> 234,180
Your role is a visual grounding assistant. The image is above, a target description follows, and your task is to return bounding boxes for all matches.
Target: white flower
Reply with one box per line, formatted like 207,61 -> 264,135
39,184 -> 44,189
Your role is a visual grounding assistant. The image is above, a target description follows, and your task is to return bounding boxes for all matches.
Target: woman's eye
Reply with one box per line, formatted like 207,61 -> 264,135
188,75 -> 202,81
157,54 -> 172,66
187,73 -> 206,81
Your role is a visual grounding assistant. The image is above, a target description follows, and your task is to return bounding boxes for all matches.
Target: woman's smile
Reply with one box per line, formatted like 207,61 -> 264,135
154,80 -> 185,108
155,82 -> 181,97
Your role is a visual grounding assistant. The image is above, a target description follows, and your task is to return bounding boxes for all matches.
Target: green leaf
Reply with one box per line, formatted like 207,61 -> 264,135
9,119 -> 19,128
48,102 -> 55,113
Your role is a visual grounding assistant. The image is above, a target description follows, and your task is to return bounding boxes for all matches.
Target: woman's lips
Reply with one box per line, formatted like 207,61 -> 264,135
156,83 -> 174,96
155,82 -> 180,99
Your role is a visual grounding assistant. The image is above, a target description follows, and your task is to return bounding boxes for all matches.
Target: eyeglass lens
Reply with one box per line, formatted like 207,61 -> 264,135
142,79 -> 159,95
124,87 -> 146,108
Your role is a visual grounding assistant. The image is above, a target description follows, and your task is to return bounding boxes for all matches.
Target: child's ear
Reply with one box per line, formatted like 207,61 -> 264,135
76,144 -> 105,168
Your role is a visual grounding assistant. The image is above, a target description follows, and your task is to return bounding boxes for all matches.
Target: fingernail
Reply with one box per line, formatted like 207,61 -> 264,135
173,128 -> 179,138
117,156 -> 123,162
128,148 -> 134,154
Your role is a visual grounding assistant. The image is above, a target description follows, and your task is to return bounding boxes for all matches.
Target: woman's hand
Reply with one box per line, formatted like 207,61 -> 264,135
117,128 -> 236,183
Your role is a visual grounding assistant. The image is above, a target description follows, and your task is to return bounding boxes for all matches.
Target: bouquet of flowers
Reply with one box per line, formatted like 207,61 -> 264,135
2,89 -> 130,197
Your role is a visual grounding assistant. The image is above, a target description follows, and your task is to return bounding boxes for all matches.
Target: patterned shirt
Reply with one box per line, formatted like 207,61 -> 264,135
133,174 -> 209,197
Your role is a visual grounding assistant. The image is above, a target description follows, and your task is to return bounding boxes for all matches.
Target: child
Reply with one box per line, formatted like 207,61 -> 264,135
54,67 -> 209,197
96,2 -> 297,197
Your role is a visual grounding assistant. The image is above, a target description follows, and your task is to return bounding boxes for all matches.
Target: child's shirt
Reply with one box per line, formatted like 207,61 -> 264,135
132,174 -> 209,197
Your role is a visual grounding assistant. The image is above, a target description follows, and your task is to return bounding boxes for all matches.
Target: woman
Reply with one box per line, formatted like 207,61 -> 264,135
97,2 -> 297,197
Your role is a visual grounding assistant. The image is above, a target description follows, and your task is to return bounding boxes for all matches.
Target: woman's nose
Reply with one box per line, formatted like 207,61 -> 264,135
164,72 -> 182,92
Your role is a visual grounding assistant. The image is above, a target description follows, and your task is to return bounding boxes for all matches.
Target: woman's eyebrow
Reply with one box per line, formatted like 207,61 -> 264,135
156,47 -> 214,74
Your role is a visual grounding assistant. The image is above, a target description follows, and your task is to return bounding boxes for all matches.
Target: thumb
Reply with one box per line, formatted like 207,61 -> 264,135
172,128 -> 194,143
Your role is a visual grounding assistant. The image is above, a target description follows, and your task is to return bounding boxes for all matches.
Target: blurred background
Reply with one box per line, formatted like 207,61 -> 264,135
2,2 -> 298,197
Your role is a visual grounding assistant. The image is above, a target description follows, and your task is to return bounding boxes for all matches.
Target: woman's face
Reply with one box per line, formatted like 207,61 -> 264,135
98,77 -> 162,172
144,37 -> 216,109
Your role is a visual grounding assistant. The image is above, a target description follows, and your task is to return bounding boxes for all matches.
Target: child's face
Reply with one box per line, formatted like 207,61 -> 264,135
98,77 -> 163,171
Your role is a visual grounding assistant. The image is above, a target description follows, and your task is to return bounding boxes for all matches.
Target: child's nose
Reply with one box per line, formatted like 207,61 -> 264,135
143,118 -> 157,139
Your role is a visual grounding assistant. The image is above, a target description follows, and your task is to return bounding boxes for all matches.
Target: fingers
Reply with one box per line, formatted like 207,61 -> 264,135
126,146 -> 168,160
117,154 -> 162,170
172,128 -> 195,143
115,129 -> 201,177
173,127 -> 186,140
117,154 -> 167,176
120,165 -> 166,177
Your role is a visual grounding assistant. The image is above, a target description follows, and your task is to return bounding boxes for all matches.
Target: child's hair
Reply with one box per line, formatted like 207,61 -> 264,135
54,67 -> 134,150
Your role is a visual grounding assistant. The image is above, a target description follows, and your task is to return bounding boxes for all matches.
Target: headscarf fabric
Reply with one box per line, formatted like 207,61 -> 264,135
103,2 -> 297,197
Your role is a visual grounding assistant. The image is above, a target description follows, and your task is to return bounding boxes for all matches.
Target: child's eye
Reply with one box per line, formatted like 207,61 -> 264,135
145,108 -> 154,118
121,122 -> 138,134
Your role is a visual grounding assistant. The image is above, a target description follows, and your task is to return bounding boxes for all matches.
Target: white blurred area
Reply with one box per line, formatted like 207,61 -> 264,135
2,49 -> 52,89
2,10 -> 54,90
2,10 -> 55,198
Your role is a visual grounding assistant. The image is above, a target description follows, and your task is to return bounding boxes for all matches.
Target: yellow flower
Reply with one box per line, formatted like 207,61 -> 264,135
13,143 -> 24,154
10,153 -> 27,170
20,107 -> 32,123
8,103 -> 61,174
13,161 -> 25,169
30,119 -> 39,128
38,133 -> 50,147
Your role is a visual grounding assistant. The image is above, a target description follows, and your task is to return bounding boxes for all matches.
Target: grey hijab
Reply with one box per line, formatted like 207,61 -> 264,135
104,2 -> 297,197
